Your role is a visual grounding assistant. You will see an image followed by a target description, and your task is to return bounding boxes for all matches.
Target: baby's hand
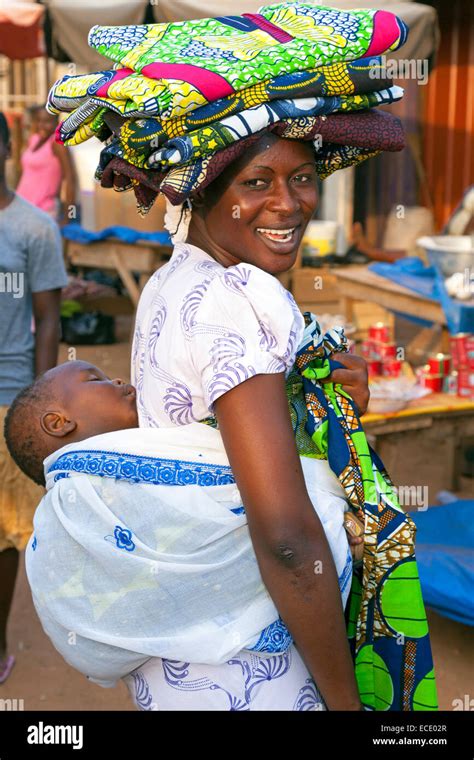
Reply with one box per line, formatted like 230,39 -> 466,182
344,512 -> 364,562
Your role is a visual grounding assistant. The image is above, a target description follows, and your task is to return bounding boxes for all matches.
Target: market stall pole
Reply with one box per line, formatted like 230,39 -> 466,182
65,238 -> 172,307
362,394 -> 474,497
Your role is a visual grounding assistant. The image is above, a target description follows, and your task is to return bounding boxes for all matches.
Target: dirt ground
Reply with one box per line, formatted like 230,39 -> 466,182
1,318 -> 472,711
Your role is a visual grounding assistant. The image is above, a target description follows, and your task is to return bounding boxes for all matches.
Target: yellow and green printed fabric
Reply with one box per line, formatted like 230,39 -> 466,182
290,313 -> 438,712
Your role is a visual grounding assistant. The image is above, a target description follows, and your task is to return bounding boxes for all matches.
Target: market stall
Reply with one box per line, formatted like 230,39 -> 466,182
363,394 -> 474,494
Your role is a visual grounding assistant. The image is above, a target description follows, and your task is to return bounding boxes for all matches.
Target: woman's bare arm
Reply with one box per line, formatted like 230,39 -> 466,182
214,371 -> 362,711
52,141 -> 77,222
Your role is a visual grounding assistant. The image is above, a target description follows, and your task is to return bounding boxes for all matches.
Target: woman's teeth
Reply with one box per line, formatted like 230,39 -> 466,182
256,227 -> 296,243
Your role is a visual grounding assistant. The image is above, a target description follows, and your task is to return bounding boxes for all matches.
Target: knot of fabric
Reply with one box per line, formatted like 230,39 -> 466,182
295,311 -> 348,376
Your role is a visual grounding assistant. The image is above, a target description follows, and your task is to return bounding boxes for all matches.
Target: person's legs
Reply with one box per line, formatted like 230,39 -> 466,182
0,547 -> 19,660
0,404 -> 44,680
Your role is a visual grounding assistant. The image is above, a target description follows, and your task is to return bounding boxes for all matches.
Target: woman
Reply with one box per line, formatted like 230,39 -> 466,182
16,107 -> 76,224
125,131 -> 370,711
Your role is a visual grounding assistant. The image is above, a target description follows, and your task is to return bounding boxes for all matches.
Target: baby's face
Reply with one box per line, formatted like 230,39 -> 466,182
44,360 -> 138,437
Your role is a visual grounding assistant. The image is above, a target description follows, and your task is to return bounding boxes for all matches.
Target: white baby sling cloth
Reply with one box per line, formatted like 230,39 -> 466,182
25,424 -> 352,687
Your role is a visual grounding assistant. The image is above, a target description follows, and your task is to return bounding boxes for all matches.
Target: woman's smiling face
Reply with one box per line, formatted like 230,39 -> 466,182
186,134 -> 318,274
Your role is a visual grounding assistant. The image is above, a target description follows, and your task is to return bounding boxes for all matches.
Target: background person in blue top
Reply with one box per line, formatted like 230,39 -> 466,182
0,112 -> 68,683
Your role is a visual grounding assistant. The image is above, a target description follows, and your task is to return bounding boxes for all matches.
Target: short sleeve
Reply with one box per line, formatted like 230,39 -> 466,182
27,216 -> 68,293
189,263 -> 305,412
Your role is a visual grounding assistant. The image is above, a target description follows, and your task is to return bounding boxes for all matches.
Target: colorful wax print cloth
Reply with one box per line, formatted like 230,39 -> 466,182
47,4 -> 410,218
49,54 -> 392,120
56,104 -> 112,146
147,91 -> 403,168
286,313 -> 438,711
85,4 -> 407,120
97,109 -> 404,210
57,83 -> 402,150
52,54 -> 395,145
26,424 -> 352,691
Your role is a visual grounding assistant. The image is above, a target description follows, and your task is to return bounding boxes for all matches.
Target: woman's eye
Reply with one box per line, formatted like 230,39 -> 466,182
244,178 -> 267,187
244,175 -> 314,187
293,174 -> 313,183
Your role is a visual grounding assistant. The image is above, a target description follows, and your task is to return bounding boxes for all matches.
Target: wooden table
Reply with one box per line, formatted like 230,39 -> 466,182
334,265 -> 450,356
362,394 -> 474,498
65,238 -> 172,307
335,266 -> 445,326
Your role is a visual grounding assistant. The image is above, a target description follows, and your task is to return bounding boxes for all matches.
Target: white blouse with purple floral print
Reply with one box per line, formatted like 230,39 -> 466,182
132,241 -> 305,428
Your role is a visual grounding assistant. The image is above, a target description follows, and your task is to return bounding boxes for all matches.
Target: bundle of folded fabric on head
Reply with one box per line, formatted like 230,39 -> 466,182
47,2 -> 409,214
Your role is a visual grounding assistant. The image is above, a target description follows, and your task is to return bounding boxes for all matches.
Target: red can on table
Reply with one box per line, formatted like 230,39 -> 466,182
419,372 -> 443,393
369,322 -> 390,343
382,359 -> 403,377
379,342 -> 398,360
449,333 -> 471,367
427,353 -> 451,376
467,335 -> 474,369
367,360 -> 383,377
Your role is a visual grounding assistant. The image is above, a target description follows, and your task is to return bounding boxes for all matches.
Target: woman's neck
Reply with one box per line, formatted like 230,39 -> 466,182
186,218 -> 243,269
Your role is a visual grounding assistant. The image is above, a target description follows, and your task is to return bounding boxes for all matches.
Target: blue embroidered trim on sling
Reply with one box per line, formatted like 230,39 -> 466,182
48,449 -> 235,487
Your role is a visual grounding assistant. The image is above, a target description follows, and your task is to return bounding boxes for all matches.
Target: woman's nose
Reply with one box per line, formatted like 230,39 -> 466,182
267,182 -> 301,214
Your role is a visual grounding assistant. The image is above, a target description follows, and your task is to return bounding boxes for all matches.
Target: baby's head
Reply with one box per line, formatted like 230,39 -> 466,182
4,360 -> 138,486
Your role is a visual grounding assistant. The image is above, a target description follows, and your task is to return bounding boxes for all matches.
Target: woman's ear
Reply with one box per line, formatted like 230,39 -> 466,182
40,411 -> 77,438
191,190 -> 205,209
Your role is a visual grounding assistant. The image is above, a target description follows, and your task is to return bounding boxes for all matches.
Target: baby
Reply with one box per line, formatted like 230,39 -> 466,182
4,360 -> 139,488
4,359 -> 363,553
4,359 -> 363,688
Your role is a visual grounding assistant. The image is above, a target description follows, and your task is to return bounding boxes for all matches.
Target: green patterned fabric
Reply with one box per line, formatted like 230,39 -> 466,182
292,314 -> 438,711
89,4 -> 394,96
55,57 -> 396,147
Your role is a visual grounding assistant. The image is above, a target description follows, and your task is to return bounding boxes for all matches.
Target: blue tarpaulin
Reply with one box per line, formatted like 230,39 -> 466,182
61,223 -> 172,247
369,258 -> 474,334
411,500 -> 474,626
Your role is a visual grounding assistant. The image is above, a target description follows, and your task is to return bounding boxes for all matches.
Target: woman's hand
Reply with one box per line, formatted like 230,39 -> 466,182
326,353 -> 370,416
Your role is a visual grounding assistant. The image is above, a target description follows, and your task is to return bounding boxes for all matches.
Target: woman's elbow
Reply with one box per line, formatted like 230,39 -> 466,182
261,528 -> 322,569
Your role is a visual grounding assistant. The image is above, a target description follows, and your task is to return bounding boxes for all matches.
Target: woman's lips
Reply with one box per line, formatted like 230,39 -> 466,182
255,225 -> 301,253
